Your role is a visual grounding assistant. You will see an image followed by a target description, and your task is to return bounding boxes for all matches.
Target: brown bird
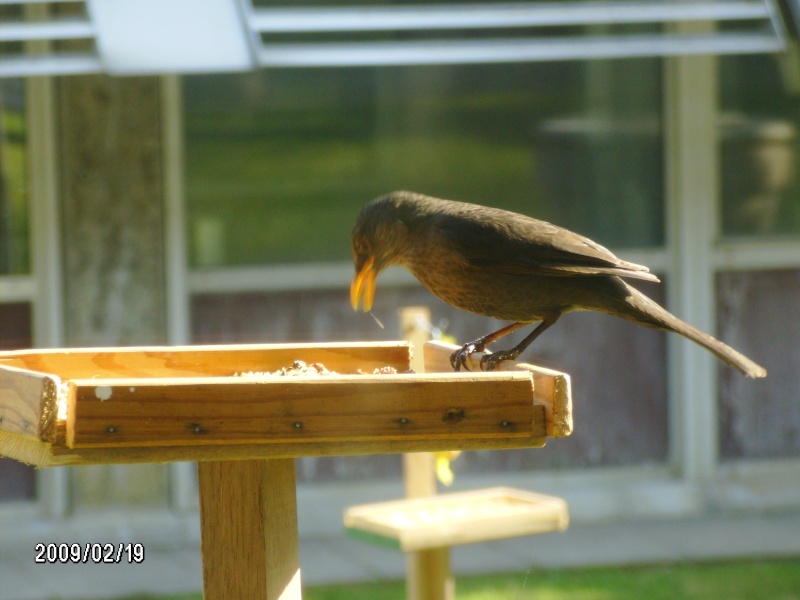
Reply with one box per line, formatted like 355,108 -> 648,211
350,191 -> 767,378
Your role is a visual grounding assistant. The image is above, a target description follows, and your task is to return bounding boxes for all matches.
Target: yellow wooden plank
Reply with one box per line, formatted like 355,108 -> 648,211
0,430 -> 57,466
0,364 -> 62,442
66,372 -> 535,448
519,362 -> 573,438
0,341 -> 412,380
344,487 -> 569,552
423,340 -> 573,438
0,342 -> 551,466
2,412 -> 545,467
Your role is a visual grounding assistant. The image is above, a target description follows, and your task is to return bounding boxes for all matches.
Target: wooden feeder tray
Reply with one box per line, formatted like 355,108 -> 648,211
344,486 -> 569,552
0,340 -> 571,467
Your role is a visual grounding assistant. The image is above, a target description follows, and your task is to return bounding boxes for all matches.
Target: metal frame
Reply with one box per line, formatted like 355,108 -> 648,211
250,0 -> 787,66
665,47 -> 721,481
1,1 -> 100,77
255,33 -> 783,67
0,0 -> 792,77
249,1 -> 779,32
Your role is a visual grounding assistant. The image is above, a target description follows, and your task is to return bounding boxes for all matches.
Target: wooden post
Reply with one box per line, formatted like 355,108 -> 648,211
403,451 -> 454,600
400,307 -> 454,600
198,459 -> 301,600
398,306 -> 430,374
407,544 -> 453,600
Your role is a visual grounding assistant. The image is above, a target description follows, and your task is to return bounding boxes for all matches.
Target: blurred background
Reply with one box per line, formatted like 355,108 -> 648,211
1,1 -> 799,598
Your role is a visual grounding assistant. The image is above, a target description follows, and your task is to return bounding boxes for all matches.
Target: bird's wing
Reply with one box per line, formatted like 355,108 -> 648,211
437,207 -> 660,282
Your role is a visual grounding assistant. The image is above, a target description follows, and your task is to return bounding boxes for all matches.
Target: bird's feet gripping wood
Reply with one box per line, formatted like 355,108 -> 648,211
450,319 -> 559,372
480,349 -> 522,371
450,323 -> 533,371
450,342 -> 486,371
450,344 -> 522,372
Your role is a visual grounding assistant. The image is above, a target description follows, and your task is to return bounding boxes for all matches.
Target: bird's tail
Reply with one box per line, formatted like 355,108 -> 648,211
619,283 -> 767,378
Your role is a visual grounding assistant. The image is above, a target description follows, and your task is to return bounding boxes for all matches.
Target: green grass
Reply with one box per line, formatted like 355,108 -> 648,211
119,559 -> 800,600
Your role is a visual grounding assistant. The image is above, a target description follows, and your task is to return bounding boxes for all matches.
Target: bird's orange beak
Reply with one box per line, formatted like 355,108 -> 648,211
350,256 -> 376,312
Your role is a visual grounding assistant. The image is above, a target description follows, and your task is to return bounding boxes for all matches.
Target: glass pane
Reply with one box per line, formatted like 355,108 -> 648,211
184,60 -> 663,268
0,459 -> 36,502
0,302 -> 35,502
70,464 -> 170,509
718,269 -> 800,460
719,55 -> 800,237
0,301 -> 32,349
0,78 -> 30,274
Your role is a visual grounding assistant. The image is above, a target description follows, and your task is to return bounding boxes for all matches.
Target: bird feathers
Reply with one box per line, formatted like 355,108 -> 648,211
430,199 -> 660,283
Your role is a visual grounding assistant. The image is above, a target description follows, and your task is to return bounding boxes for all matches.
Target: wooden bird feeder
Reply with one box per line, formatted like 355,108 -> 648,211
345,486 -> 569,552
0,340 -> 572,600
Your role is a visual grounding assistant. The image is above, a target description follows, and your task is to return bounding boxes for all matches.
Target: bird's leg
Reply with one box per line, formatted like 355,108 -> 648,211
450,322 -> 529,371
480,312 -> 561,371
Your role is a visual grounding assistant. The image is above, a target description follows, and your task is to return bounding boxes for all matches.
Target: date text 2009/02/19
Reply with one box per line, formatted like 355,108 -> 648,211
34,543 -> 145,564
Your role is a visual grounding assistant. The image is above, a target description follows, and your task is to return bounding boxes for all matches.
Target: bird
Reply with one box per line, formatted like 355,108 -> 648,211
350,191 -> 767,379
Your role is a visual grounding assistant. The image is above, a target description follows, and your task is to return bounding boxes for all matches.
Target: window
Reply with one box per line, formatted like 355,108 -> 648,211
717,52 -> 800,461
0,78 -> 29,275
718,269 -> 800,460
0,303 -> 35,502
720,54 -> 800,237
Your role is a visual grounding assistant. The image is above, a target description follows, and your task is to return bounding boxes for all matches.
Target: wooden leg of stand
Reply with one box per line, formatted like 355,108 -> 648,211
407,547 -> 454,600
198,459 -> 301,600
404,452 -> 454,600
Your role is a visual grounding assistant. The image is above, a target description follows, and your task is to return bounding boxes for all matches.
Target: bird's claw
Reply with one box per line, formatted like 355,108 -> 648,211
479,349 -> 519,372
451,342 -> 521,371
450,343 -> 485,371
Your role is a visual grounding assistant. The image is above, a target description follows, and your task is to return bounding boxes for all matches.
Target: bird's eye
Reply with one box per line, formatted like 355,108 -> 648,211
354,239 -> 370,256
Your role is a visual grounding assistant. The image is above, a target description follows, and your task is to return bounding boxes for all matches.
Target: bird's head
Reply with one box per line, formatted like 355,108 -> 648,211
350,193 -> 419,312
